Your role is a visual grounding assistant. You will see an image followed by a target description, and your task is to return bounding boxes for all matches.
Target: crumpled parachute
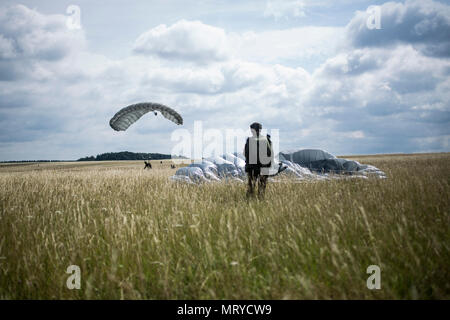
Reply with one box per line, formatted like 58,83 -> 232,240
170,149 -> 386,183
279,149 -> 385,176
279,149 -> 335,165
171,153 -> 247,184
110,102 -> 183,131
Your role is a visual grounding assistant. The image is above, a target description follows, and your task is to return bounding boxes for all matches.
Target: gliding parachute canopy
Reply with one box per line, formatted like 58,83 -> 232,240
109,102 -> 183,131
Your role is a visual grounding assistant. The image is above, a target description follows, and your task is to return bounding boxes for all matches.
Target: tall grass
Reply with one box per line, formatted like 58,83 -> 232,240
0,154 -> 449,299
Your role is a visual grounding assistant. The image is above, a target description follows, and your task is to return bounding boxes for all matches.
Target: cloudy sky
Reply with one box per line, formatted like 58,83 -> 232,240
0,0 -> 449,160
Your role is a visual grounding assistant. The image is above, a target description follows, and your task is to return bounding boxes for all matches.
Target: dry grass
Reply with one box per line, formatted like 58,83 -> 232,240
0,154 -> 449,299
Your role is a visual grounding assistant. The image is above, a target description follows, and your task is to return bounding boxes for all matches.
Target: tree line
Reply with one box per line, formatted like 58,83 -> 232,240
77,151 -> 172,161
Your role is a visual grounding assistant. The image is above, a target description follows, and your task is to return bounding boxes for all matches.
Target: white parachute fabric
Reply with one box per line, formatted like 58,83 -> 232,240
279,160 -> 320,180
170,149 -> 386,183
171,166 -> 209,184
170,152 -> 318,183
110,102 -> 183,131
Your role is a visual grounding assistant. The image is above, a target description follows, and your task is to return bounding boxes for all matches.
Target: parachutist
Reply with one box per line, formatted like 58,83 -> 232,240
244,122 -> 272,199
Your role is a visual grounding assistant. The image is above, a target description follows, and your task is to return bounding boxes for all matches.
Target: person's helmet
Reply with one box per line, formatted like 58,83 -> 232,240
250,122 -> 262,130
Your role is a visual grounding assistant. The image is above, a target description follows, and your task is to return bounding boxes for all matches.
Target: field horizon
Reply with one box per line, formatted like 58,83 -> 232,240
2,151 -> 449,165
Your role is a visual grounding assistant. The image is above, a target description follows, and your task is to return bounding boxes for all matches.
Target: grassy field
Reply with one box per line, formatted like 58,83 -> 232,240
0,154 -> 449,299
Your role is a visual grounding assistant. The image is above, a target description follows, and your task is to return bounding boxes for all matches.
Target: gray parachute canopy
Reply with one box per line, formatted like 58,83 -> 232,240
279,149 -> 384,174
279,149 -> 335,166
109,102 -> 183,131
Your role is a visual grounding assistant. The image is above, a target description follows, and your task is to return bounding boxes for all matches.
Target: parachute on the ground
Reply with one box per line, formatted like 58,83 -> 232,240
279,149 -> 335,166
279,149 -> 384,174
109,102 -> 183,131
170,149 -> 386,184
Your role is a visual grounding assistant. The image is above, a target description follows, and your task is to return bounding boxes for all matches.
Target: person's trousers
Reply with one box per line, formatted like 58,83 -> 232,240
247,166 -> 267,197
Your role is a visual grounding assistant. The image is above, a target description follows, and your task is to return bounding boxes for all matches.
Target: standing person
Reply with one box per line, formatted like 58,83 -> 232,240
244,122 -> 272,198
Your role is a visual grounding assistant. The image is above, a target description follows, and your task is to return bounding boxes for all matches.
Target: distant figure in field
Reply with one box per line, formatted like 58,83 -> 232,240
170,164 -> 176,169
244,122 -> 272,198
144,161 -> 152,169
160,161 -> 163,165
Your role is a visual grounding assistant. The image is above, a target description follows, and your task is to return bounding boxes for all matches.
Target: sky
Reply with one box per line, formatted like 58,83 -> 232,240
0,0 -> 449,160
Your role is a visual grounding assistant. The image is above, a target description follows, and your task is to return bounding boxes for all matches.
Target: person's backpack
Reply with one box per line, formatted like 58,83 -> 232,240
245,135 -> 272,167
263,134 -> 273,168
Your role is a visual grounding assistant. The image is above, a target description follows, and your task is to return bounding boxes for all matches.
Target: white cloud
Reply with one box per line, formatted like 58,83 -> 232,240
302,42 -> 450,153
264,0 -> 307,20
133,20 -> 231,64
229,27 -> 344,67
0,4 -> 85,61
0,34 -> 15,59
0,4 -> 86,82
134,20 -> 344,70
346,0 -> 450,57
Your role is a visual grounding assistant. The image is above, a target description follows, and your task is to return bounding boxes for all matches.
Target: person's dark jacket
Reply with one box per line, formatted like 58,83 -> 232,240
244,134 -> 272,171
